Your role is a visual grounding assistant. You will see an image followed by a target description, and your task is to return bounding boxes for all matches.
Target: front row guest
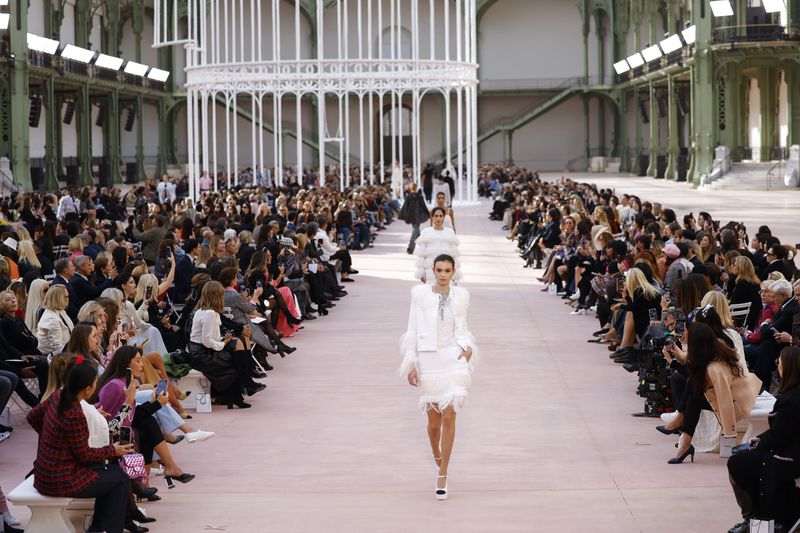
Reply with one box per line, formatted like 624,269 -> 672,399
188,281 -> 264,409
726,346 -> 800,533
27,357 -> 134,533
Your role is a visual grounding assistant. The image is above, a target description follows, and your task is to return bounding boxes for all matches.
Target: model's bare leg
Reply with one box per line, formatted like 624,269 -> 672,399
144,352 -> 187,415
438,406 -> 457,490
620,311 -> 637,347
426,408 -> 443,467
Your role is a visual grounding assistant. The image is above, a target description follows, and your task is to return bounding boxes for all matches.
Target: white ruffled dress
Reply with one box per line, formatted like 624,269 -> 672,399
399,285 -> 478,412
413,226 -> 461,283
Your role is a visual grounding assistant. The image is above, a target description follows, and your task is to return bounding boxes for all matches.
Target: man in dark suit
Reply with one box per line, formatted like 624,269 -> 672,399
69,255 -> 115,309
51,258 -> 80,322
753,279 -> 800,390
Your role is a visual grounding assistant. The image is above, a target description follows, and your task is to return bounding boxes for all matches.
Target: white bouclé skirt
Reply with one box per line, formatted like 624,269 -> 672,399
417,345 -> 472,412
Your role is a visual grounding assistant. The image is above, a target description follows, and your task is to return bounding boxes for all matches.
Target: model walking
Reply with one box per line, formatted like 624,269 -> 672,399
399,183 -> 430,255
431,191 -> 456,233
414,208 -> 461,283
399,254 -> 478,500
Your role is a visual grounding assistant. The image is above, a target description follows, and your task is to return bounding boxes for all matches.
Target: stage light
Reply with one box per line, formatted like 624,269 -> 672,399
762,0 -> 785,13
123,61 -> 148,76
27,34 -> 60,54
660,34 -> 683,54
613,60 -> 630,75
147,68 -> 170,82
61,44 -> 95,63
626,53 -> 645,69
710,0 -> 734,17
682,25 -> 697,45
94,53 -> 123,70
642,44 -> 663,62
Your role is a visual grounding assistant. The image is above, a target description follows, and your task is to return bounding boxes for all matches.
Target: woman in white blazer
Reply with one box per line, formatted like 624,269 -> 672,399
414,207 -> 461,283
399,254 -> 477,500
36,285 -> 73,355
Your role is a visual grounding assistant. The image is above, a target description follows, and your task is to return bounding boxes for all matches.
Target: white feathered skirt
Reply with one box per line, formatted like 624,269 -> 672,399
417,345 -> 472,412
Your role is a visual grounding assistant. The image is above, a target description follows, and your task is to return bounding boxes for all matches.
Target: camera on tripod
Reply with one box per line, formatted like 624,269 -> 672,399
632,331 -> 675,417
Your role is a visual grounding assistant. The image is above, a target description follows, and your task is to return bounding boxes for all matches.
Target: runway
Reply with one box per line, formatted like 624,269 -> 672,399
1,199 -> 742,533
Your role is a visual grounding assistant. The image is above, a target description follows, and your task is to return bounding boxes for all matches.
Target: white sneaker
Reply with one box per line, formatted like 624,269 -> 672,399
185,430 -> 216,443
589,305 -> 598,312
3,511 -> 20,526
0,431 -> 11,444
570,308 -> 587,315
569,292 -> 580,301
660,411 -> 679,424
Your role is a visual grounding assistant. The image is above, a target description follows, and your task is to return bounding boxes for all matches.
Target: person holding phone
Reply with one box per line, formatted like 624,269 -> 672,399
94,346 -> 195,487
27,356 -> 134,533
610,266 -> 662,360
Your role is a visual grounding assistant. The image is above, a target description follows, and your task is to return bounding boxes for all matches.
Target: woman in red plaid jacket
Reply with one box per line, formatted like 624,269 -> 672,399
27,356 -> 134,533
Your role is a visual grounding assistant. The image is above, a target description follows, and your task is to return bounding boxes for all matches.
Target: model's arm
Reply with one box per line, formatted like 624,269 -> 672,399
398,294 -> 419,378
455,289 -> 479,370
449,208 -> 456,234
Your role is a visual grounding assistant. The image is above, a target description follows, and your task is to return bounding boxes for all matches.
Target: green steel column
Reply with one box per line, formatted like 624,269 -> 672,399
583,9 -> 590,86
43,76 -> 60,190
759,69 -> 778,161
719,65 -> 743,153
787,64 -> 800,146
55,94 -> 64,181
667,0 -> 677,34
666,75 -> 679,180
156,99 -> 168,178
103,0 -> 122,184
133,4 -> 147,181
135,94 -> 146,181
4,0 -> 32,191
619,91 -> 630,172
646,81 -> 658,177
74,0 -> 93,185
635,87 -> 643,175
789,0 -> 800,35
597,96 -> 606,156
691,0 -> 715,183
596,13 -> 605,86
736,0 -> 747,38
502,129 -> 512,164
583,95 -> 591,164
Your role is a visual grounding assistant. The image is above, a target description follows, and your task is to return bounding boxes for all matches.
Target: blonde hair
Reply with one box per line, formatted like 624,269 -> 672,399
41,352 -> 77,401
733,256 -> 760,285
700,291 -> 734,328
100,288 -> 124,307
26,279 -> 48,331
130,263 -> 148,280
766,271 -> 786,282
625,267 -> 661,300
0,290 -> 16,316
43,284 -> 68,311
197,280 -> 225,313
16,227 -> 32,242
8,281 -> 26,311
68,236 -> 83,253
78,300 -> 104,324
135,273 -> 159,303
196,244 -> 213,267
17,240 -> 41,268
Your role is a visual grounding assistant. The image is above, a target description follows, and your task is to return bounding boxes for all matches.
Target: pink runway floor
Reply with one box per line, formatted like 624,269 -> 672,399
2,196 -> 772,532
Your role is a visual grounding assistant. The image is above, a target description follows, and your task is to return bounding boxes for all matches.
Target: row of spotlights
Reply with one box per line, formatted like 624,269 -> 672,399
712,0 -> 784,16
613,26 -> 696,75
26,33 -> 170,82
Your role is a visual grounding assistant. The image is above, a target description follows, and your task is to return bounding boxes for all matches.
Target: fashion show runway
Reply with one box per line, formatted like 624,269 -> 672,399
1,202 -> 739,533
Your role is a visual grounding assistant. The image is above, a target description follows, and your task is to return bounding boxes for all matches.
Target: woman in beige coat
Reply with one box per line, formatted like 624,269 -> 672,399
35,285 -> 73,356
670,321 -> 761,463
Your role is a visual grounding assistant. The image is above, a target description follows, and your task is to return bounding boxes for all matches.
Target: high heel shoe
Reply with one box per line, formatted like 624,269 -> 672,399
129,509 -> 157,524
131,482 -> 160,502
164,473 -> 195,489
656,425 -> 682,435
435,474 -> 448,500
667,445 -> 695,464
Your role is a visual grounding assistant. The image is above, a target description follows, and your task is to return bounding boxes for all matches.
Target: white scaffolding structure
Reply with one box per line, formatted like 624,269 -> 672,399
153,0 -> 479,202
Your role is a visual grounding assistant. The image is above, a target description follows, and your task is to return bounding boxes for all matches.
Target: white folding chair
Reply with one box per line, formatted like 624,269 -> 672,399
729,302 -> 751,328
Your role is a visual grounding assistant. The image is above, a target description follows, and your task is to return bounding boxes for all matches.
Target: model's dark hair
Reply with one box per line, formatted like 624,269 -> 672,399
58,359 -> 98,414
91,345 -> 141,403
431,206 -> 447,217
433,254 -> 456,268
779,346 -> 800,394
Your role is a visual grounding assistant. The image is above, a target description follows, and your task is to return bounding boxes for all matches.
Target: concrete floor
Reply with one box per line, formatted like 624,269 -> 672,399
4,182 -> 797,532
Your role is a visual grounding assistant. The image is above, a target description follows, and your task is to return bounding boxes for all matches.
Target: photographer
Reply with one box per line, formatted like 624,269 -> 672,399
726,346 -> 800,533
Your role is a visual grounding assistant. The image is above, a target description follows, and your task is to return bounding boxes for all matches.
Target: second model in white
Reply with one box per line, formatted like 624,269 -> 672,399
413,208 -> 462,284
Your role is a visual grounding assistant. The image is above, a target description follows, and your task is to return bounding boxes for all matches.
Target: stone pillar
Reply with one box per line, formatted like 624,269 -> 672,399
502,129 -> 513,164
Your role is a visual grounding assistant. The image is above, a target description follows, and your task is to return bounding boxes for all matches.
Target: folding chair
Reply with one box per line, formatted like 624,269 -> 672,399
729,302 -> 751,328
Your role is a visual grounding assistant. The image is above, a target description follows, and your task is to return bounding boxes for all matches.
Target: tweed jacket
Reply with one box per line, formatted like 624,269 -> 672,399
398,284 -> 478,376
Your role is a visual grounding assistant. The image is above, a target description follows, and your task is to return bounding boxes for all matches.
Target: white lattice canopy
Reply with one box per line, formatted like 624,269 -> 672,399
153,0 -> 479,201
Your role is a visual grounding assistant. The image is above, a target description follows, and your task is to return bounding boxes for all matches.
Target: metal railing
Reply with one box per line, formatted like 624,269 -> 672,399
712,24 -> 799,44
767,161 -> 785,191
479,76 -> 601,92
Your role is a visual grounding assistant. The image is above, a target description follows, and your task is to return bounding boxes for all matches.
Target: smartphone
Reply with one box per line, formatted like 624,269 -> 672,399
317,238 -> 324,248
119,426 -> 132,445
731,442 -> 751,455
145,285 -> 154,301
156,379 -> 168,396
141,337 -> 150,347
615,277 -> 624,293
649,309 -> 658,322
125,368 -> 133,387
